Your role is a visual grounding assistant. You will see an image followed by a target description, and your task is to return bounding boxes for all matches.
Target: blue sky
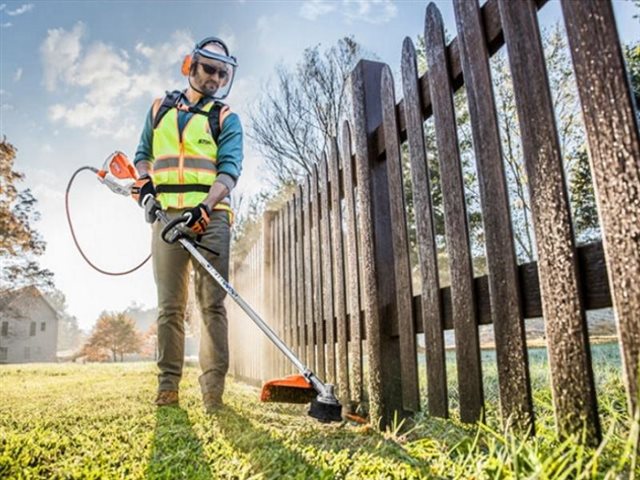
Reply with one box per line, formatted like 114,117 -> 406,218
1,0 -> 639,330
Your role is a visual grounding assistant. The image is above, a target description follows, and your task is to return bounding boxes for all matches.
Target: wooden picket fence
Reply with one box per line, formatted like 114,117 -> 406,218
229,0 -> 640,443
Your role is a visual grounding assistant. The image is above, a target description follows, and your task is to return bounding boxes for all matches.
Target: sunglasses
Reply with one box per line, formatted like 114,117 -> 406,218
199,62 -> 229,79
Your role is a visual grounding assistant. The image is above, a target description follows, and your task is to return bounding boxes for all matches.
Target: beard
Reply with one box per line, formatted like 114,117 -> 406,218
189,73 -> 219,98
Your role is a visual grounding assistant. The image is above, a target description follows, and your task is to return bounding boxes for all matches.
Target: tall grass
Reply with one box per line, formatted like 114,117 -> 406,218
0,343 -> 636,479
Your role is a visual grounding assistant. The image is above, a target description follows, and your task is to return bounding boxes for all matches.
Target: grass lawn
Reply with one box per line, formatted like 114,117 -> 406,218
0,343 -> 637,479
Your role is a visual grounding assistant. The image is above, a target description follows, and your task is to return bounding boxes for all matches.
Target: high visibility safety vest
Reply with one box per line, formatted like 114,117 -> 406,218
151,99 -> 233,217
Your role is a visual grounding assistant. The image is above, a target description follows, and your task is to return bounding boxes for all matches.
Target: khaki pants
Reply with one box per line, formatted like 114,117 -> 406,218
152,209 -> 231,398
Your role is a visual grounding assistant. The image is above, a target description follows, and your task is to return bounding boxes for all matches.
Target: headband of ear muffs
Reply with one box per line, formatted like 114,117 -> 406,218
180,36 -> 238,77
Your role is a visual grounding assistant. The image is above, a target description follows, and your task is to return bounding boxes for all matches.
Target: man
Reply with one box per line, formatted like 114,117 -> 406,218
132,37 -> 243,413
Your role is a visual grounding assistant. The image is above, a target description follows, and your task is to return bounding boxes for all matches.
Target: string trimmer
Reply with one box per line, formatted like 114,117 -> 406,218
66,151 -> 343,423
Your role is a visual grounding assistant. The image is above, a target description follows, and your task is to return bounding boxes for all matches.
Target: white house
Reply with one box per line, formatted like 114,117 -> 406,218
0,286 -> 59,364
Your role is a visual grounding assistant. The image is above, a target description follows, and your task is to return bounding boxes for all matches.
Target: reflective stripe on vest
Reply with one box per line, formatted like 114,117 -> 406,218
151,101 -> 232,216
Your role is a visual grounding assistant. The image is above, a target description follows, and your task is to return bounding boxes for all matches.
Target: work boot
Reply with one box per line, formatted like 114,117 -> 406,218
203,391 -> 224,413
155,390 -> 179,407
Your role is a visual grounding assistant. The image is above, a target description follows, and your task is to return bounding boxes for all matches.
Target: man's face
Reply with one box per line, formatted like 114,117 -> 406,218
190,44 -> 232,98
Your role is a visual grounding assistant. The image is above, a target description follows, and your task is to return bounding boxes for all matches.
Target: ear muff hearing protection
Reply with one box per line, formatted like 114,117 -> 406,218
181,55 -> 193,77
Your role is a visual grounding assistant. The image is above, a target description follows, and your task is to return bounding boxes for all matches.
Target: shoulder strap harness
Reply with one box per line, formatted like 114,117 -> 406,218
151,90 -> 230,143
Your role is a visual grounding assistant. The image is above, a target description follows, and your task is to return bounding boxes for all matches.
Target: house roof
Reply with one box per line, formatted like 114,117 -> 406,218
0,285 -> 60,319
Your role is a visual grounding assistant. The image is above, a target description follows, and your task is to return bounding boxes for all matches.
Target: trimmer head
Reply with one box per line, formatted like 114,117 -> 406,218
308,396 -> 342,423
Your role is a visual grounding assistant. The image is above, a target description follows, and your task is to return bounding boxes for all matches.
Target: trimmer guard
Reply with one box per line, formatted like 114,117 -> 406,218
260,374 -> 317,404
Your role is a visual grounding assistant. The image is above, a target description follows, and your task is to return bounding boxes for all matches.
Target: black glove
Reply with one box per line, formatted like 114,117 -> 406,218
143,197 -> 161,224
131,174 -> 156,206
182,203 -> 212,234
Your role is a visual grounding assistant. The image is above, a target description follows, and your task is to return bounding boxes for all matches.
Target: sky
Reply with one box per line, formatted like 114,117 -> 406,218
1,0 -> 638,331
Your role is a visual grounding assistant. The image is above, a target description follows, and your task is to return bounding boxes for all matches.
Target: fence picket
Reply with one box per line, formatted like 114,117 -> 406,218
302,175 -> 316,371
311,163 -> 325,379
319,155 -> 336,384
276,210 -> 284,377
283,200 -> 292,375
262,211 -> 275,381
425,3 -> 484,424
381,65 -> 420,413
561,0 -> 640,417
288,199 -> 297,373
401,37 -> 448,419
341,121 -> 364,408
453,0 -> 533,432
329,137 -> 350,401
295,187 -> 305,362
498,0 -> 601,442
270,212 -> 278,379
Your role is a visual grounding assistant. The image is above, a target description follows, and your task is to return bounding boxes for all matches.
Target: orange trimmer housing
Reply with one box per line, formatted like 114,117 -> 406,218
260,374 -> 317,404
98,151 -> 138,180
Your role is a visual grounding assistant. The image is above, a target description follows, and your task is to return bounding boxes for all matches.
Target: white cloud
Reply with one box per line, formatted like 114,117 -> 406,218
7,3 -> 33,16
215,25 -> 237,53
111,117 -> 139,142
31,184 -> 63,206
256,15 -> 271,37
130,30 -> 192,99
40,143 -> 53,154
256,14 -> 282,55
49,101 -> 117,129
344,0 -> 397,24
0,4 -> 5,11
298,0 -> 396,24
1,22 -> 12,28
226,74 -> 260,119
300,0 -> 337,21
13,68 -> 22,82
1,103 -> 14,111
0,89 -> 6,96
41,22 -> 85,91
41,23 -> 193,137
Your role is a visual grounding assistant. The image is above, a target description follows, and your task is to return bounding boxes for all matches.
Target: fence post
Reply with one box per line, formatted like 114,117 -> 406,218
381,65 -> 420,413
350,59 -> 406,428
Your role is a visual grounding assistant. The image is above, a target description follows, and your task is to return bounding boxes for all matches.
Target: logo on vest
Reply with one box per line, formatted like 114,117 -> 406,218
198,138 -> 213,145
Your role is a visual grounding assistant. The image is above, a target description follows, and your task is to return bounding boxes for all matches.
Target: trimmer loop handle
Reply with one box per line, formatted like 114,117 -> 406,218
157,209 -> 220,257
160,216 -> 189,244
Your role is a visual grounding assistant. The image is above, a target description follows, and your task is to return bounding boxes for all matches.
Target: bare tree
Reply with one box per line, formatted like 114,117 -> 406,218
491,23 -> 598,260
406,24 -> 599,272
249,37 -> 364,186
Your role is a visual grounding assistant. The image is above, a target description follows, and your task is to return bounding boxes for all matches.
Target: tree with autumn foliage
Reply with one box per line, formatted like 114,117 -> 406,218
140,322 -> 158,360
82,312 -> 142,362
0,138 -> 53,290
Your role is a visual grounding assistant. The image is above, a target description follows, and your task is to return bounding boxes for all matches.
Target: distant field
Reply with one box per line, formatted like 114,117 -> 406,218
0,343 -> 637,479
